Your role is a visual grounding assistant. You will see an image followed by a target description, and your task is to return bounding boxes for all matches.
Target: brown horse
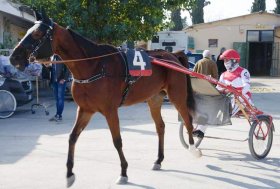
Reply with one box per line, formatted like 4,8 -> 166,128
9,9 -> 201,187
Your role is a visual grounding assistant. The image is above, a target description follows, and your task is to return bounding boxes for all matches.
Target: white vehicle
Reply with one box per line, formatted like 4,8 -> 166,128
149,31 -> 190,52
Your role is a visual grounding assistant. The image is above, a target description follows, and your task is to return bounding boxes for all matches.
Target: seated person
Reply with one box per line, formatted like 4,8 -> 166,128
193,49 -> 253,138
216,49 -> 253,115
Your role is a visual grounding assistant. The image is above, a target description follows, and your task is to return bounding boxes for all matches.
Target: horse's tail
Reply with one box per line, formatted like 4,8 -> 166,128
173,50 -> 195,114
186,75 -> 196,115
172,50 -> 189,68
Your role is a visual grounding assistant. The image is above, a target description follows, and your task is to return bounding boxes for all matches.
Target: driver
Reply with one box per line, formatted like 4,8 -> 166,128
193,49 -> 253,138
216,49 -> 252,109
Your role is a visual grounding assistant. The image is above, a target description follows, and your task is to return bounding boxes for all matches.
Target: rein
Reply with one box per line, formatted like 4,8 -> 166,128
149,57 -> 187,69
38,51 -> 122,84
37,51 -> 121,64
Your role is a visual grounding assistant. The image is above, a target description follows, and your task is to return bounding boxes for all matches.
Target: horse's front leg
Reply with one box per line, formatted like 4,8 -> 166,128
66,107 -> 93,187
104,109 -> 128,184
147,95 -> 165,170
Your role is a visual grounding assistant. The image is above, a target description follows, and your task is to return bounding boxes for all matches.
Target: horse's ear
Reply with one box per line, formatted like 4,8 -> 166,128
41,7 -> 51,24
33,9 -> 42,21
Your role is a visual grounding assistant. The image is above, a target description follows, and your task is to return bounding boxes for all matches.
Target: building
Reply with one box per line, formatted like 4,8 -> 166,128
0,0 -> 34,51
184,12 -> 280,76
148,31 -> 190,52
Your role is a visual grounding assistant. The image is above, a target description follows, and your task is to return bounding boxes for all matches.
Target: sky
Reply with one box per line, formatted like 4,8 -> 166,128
183,0 -> 277,25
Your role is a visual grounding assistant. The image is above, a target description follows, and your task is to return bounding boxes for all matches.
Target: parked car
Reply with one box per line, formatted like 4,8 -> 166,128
0,75 -> 33,118
188,61 -> 195,70
187,53 -> 203,65
0,51 -> 35,118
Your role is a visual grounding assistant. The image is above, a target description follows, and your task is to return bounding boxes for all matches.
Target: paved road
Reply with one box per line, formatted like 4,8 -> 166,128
0,77 -> 279,189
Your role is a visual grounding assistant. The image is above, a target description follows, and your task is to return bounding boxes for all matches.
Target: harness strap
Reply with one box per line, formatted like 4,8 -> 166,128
73,66 -> 106,84
119,83 -> 131,106
117,48 -> 129,83
119,77 -> 141,107
117,48 -> 133,106
31,20 -> 54,58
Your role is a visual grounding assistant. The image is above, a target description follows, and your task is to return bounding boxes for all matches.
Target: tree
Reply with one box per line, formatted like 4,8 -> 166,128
192,0 -> 204,24
15,0 -> 195,45
183,0 -> 210,25
274,0 -> 280,14
170,8 -> 183,31
251,0 -> 266,13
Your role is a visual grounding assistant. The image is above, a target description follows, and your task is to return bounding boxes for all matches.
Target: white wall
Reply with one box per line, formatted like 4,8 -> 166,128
185,13 -> 280,57
0,0 -> 34,22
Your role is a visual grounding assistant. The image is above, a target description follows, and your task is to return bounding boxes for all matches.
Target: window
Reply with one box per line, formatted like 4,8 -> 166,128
162,42 -> 176,46
208,39 -> 218,47
152,36 -> 159,43
247,30 -> 274,42
165,46 -> 173,52
247,31 -> 259,42
261,31 -> 273,42
188,36 -> 195,49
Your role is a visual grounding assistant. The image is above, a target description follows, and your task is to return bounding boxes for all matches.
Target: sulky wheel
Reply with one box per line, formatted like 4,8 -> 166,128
0,90 -> 17,119
179,122 -> 203,149
248,115 -> 274,160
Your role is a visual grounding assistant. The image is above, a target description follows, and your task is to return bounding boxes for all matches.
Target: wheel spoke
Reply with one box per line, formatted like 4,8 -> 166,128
249,116 -> 273,159
0,90 -> 17,118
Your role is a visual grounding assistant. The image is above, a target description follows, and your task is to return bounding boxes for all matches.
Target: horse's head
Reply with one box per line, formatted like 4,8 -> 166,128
9,9 -> 54,71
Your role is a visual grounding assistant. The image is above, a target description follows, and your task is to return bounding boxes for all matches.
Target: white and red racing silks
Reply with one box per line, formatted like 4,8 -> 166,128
216,66 -> 251,100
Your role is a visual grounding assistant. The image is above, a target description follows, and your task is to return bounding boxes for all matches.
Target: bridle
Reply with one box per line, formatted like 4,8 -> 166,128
25,20 -> 124,65
31,21 -> 54,57
20,20 -> 54,60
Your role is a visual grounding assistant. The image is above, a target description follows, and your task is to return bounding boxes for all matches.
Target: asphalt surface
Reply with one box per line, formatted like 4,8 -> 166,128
0,77 -> 279,189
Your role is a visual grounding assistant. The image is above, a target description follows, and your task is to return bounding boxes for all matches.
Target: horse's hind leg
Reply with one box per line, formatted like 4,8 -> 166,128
168,91 -> 202,158
104,108 -> 128,184
147,93 -> 165,170
66,107 -> 93,187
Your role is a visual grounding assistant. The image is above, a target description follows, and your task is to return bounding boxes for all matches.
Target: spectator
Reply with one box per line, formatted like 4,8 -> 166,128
216,47 -> 227,77
48,55 -> 70,122
193,49 -> 218,79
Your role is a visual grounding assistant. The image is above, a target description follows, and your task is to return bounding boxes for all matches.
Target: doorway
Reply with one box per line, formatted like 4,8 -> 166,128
248,42 -> 272,76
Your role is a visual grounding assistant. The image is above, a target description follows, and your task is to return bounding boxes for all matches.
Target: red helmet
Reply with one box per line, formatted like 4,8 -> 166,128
220,49 -> 240,63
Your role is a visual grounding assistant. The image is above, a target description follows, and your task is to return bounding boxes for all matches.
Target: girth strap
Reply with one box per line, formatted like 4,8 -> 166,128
73,66 -> 106,84
119,83 -> 131,106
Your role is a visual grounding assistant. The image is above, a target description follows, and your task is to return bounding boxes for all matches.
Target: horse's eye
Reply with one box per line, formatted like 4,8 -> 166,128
32,30 -> 43,40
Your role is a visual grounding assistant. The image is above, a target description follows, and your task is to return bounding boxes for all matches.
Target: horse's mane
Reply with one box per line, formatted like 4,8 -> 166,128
67,28 -> 117,57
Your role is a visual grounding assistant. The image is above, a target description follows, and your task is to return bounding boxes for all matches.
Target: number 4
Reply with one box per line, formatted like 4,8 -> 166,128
133,51 -> 146,70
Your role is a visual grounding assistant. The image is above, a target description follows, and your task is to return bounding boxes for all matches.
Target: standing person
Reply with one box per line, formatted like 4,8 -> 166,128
216,47 -> 227,77
49,54 -> 70,122
193,49 -> 218,79
192,50 -> 218,138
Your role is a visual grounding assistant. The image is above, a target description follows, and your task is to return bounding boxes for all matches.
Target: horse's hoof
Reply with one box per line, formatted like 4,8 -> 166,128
189,145 -> 202,158
152,163 -> 161,170
115,176 -> 128,184
67,174 -> 76,188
